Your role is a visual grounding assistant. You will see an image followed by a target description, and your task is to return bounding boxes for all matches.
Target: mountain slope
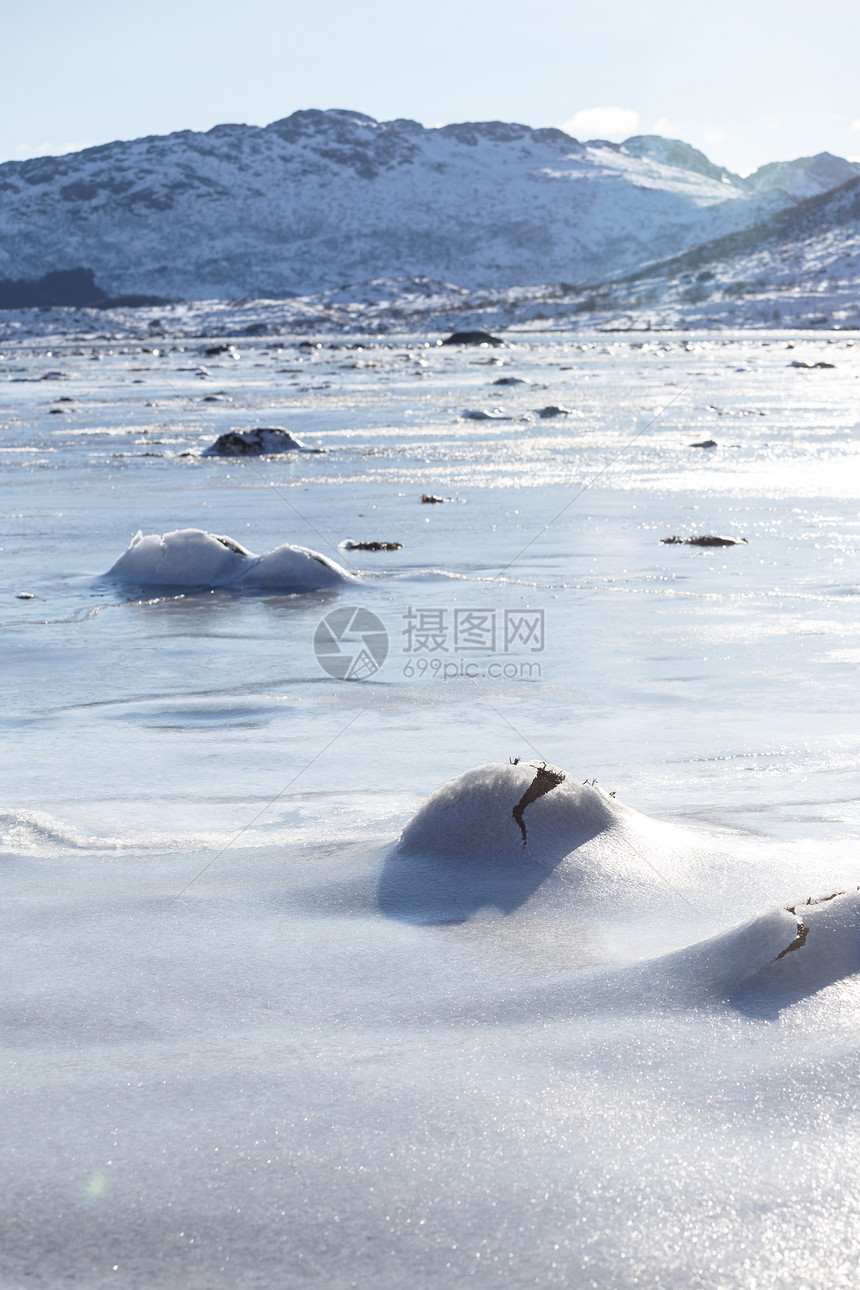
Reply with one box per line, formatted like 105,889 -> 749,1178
0,109 -> 830,301
742,152 -> 860,202
586,173 -> 860,329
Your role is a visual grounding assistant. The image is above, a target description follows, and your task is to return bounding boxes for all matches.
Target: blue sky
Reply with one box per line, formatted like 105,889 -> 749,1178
3,0 -> 859,173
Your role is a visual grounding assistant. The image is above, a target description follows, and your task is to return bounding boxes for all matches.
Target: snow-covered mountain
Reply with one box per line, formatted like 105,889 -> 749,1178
625,137 -> 860,204
2,109 -> 855,303
741,152 -> 860,203
580,171 -> 860,330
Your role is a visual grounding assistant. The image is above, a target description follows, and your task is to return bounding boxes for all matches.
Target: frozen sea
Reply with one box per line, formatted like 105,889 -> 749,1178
2,327 -> 860,1288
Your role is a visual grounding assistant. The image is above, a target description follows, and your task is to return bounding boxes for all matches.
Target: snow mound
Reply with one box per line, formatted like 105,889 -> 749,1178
399,760 -> 617,862
105,528 -> 352,589
201,427 -> 323,456
659,888 -> 860,1004
383,761 -> 704,923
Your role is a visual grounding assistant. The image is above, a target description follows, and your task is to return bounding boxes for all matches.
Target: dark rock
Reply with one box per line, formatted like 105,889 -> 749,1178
493,376 -> 530,385
421,494 -> 447,504
538,404 -> 573,418
202,427 -> 323,456
341,540 -> 403,551
442,331 -> 503,347
689,438 -> 718,448
789,360 -> 836,369
661,535 -> 748,547
204,343 -> 240,358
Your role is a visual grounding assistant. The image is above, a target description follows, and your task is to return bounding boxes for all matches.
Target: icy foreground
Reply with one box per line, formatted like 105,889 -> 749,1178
3,770 -> 860,1290
3,331 -> 860,1289
106,527 -> 352,588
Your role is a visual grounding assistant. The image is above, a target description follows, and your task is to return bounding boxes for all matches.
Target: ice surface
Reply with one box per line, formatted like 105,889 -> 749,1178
105,527 -> 353,589
2,329 -> 860,1289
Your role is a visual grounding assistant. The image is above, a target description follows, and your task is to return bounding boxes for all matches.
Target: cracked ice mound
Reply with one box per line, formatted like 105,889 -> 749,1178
656,887 -> 860,1004
105,528 -> 352,589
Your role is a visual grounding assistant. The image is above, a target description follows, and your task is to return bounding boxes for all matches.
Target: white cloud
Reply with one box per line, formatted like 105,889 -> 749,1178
703,128 -> 727,145
560,107 -> 640,142
851,120 -> 860,132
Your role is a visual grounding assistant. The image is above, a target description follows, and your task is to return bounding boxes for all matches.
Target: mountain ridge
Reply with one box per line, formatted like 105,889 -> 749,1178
3,108 -> 857,304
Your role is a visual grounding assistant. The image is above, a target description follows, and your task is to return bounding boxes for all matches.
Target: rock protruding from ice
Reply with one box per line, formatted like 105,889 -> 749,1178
202,427 -> 323,456
203,342 -> 240,358
399,761 -> 618,864
655,888 -> 860,1006
339,539 -> 403,551
463,407 -> 509,420
105,528 -> 352,589
442,331 -> 504,347
661,534 -> 748,547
